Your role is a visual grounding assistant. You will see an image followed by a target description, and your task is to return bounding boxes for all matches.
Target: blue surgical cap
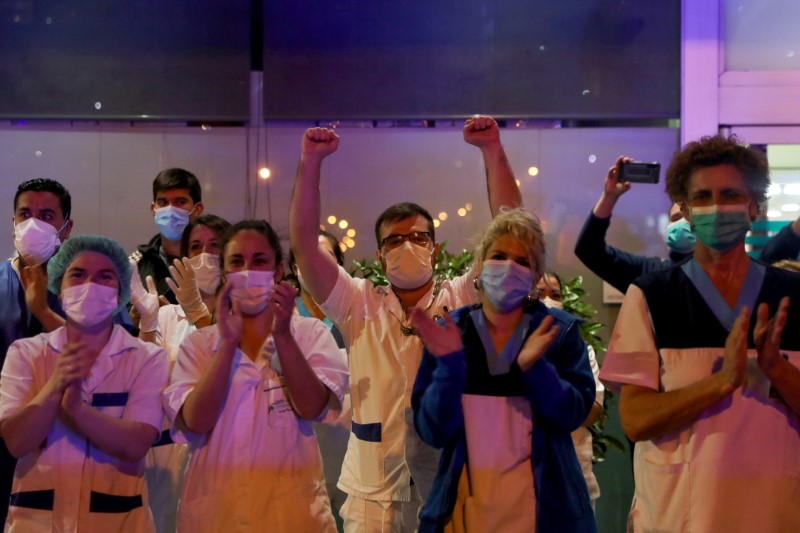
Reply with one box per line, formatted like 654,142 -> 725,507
47,234 -> 132,314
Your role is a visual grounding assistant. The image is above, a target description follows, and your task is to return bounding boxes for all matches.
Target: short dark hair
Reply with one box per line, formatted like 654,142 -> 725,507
152,168 -> 202,203
665,135 -> 769,214
14,178 -> 72,220
374,202 -> 435,247
220,219 -> 283,271
180,214 -> 232,258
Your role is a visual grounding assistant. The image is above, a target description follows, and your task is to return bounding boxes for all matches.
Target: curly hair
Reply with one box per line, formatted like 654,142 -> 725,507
665,135 -> 770,214
475,207 -> 545,279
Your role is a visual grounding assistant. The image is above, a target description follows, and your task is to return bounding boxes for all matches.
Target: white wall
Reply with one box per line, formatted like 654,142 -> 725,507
1,120 -> 678,288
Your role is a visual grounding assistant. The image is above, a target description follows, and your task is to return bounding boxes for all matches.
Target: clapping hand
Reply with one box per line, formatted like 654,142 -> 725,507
755,297 -> 790,376
129,264 -> 160,333
721,306 -> 750,392
517,315 -> 559,371
166,258 -> 211,324
215,281 -> 243,345
269,281 -> 298,337
410,307 -> 464,356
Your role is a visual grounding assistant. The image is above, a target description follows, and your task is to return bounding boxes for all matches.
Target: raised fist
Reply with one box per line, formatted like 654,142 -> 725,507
463,115 -> 500,148
301,127 -> 340,159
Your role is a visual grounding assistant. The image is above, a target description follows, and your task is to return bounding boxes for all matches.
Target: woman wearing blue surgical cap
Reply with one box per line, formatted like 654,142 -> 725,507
0,235 -> 168,533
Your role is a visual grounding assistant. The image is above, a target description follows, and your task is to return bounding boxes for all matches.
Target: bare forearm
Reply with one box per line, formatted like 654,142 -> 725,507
0,383 -> 62,458
33,308 -> 65,333
620,375 -> 732,442
583,401 -> 604,427
592,193 -> 618,219
481,143 -> 522,216
63,404 -> 157,463
289,155 -> 337,302
192,315 -> 213,329
138,330 -> 156,343
179,342 -> 236,434
291,155 -> 324,254
273,333 -> 330,419
765,358 -> 800,415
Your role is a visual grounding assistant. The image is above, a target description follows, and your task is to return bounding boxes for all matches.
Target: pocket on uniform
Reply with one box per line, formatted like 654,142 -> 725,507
351,421 -> 384,488
636,460 -> 690,532
91,391 -> 128,419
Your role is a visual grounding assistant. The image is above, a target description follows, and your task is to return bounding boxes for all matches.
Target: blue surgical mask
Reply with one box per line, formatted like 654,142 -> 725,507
154,205 -> 192,241
666,218 -> 696,254
479,260 -> 533,312
690,204 -> 751,252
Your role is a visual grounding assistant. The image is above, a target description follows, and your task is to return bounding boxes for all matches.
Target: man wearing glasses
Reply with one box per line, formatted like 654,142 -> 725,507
289,116 -> 522,532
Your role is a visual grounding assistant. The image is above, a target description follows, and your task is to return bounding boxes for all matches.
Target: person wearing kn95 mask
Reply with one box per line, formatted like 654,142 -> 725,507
130,168 -> 204,306
410,208 -> 596,533
289,115 -> 522,533
600,135 -> 800,533
574,155 -> 695,295
0,235 -> 168,533
0,177 -> 74,525
130,213 -> 230,533
163,219 -> 348,533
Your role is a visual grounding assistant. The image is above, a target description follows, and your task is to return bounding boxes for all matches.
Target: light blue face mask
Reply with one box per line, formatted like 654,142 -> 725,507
154,205 -> 192,241
666,218 -> 696,254
479,260 -> 534,312
689,204 -> 751,252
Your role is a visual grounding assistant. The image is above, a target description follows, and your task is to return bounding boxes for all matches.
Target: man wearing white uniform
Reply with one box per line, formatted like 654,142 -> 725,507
289,116 -> 522,532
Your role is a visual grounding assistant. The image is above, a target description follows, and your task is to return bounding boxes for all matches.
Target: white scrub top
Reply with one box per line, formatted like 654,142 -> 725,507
163,316 -> 349,533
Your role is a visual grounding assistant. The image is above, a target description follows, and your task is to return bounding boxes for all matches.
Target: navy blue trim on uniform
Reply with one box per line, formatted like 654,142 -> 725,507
635,259 -> 800,350
470,308 -> 533,376
352,421 -> 381,442
151,429 -> 174,447
89,491 -> 143,513
681,258 -> 765,331
91,392 -> 129,407
9,489 -> 54,510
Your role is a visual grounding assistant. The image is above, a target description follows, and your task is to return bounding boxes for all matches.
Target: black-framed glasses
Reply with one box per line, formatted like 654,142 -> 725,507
380,231 -> 433,250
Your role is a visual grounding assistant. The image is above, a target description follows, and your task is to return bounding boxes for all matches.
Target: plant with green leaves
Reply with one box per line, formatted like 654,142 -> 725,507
560,276 -> 626,463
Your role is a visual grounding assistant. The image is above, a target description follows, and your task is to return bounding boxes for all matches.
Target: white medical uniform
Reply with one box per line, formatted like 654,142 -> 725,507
0,325 -> 167,533
163,316 -> 349,533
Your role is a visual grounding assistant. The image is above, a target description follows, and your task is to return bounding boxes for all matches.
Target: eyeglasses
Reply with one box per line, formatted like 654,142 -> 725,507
380,231 -> 433,250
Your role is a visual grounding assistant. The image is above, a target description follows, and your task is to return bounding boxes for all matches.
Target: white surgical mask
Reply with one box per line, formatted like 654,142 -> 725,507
60,282 -> 119,327
383,242 -> 433,290
541,296 -> 564,310
227,270 -> 274,315
14,217 -> 64,266
479,260 -> 534,312
189,253 -> 221,295
154,205 -> 192,241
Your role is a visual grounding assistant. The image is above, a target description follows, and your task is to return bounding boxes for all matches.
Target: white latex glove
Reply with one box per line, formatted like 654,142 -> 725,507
130,265 -> 159,333
166,257 -> 211,325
